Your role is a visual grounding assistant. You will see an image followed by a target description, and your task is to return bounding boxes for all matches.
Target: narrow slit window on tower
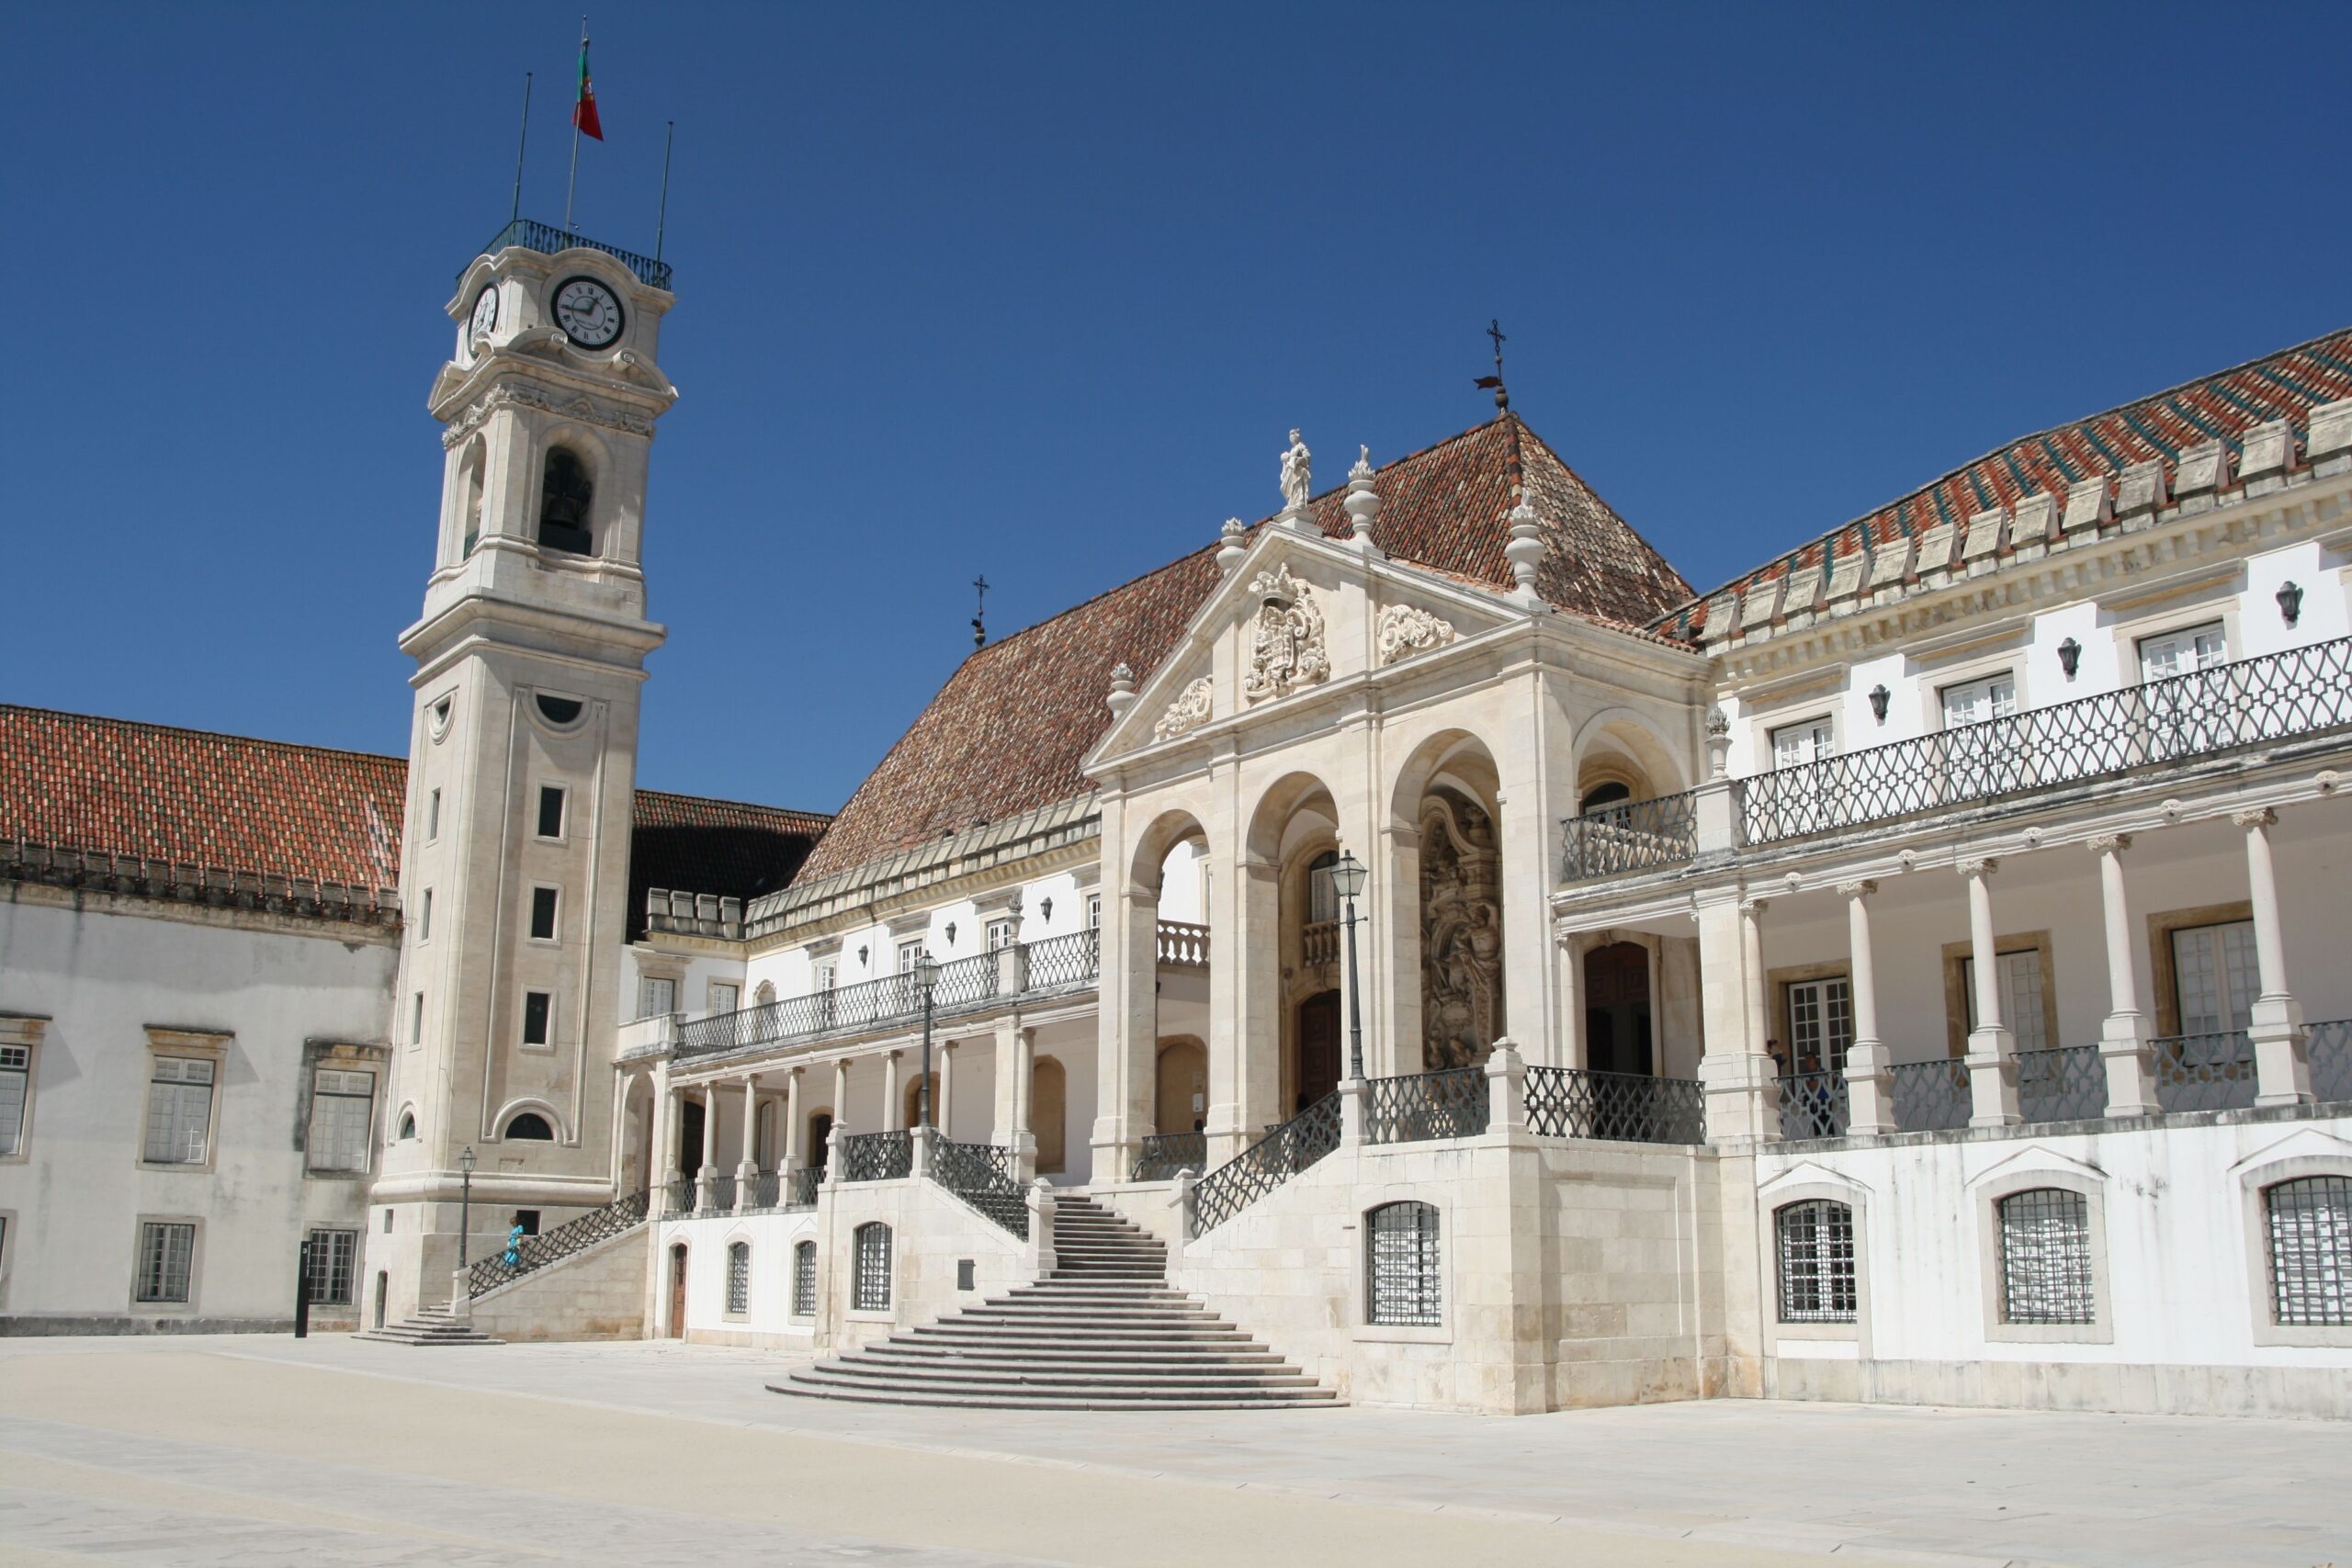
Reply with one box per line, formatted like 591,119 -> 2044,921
537,447 -> 595,555
537,786 -> 566,839
522,990 -> 552,1047
529,886 -> 559,942
425,788 -> 442,840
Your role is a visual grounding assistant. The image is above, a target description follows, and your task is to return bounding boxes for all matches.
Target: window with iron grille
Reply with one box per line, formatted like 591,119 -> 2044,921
307,1068 -> 375,1174
1775,1200 -> 1857,1323
1364,1201 -> 1441,1326
726,1241 -> 752,1315
1998,1188 -> 2095,1325
2265,1176 -> 2350,1327
854,1223 -> 892,1312
305,1228 -> 357,1305
793,1239 -> 818,1317
136,1222 -> 195,1303
143,1057 -> 215,1165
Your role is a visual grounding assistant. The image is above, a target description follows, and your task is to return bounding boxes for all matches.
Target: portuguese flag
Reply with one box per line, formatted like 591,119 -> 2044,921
572,35 -> 604,141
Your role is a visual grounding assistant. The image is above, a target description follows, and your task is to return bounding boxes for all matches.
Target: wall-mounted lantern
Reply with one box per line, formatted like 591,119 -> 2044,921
1868,684 -> 1891,723
2277,581 -> 2303,626
944,921 -> 957,945
2058,637 -> 2083,680
1038,897 -> 1055,924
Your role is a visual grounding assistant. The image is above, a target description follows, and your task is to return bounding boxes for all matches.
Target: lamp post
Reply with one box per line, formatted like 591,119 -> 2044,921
1330,851 -> 1369,1080
913,952 -> 941,1132
457,1145 -> 477,1270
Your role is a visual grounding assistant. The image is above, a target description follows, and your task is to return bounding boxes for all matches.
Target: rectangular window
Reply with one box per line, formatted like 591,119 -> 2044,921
411,991 -> 425,1047
537,785 -> 566,839
639,976 -> 676,1020
143,1057 -> 215,1165
1785,977 -> 1854,1073
304,1227 -> 357,1305
529,886 -> 559,941
898,939 -> 927,974
419,887 -> 433,942
514,1209 -> 540,1236
2138,621 -> 2231,761
1087,895 -> 1102,930
522,991 -> 552,1046
2172,920 -> 2260,1035
1962,949 -> 2050,1053
1365,1201 -> 1442,1326
1775,1200 -> 1858,1323
136,1222 -> 196,1303
708,982 -> 739,1015
2137,621 -> 2228,680
1939,673 -> 2018,728
854,1223 -> 892,1311
2266,1176 -> 2351,1328
793,1239 -> 818,1316
0,1043 -> 28,1156
814,963 -> 836,992
727,1242 -> 752,1315
1770,716 -> 1835,769
426,788 -> 441,841
1998,1188 -> 2096,1325
307,1068 -> 375,1174
986,919 -> 1016,951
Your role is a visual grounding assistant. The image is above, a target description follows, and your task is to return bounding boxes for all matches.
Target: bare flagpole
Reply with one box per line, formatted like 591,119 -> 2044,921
509,73 -> 533,226
564,17 -> 587,232
654,120 -> 674,263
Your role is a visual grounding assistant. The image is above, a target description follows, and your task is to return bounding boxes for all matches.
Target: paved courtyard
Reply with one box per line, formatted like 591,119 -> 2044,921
0,1337 -> 2343,1568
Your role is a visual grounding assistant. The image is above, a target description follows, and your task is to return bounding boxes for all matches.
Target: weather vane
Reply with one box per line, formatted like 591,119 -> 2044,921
972,575 -> 989,649
1476,319 -> 1510,412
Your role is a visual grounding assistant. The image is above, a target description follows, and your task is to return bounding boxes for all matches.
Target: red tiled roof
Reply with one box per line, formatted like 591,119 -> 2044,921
1656,327 -> 2352,640
801,414 -> 1691,879
0,704 -> 828,918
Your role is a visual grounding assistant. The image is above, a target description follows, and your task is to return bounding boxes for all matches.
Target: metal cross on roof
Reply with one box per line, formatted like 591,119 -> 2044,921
972,575 -> 990,649
1477,319 -> 1510,411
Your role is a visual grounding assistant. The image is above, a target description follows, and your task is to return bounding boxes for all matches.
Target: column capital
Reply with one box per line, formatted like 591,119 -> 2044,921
787,1064 -> 803,1080
1835,878 -> 1877,899
884,1046 -> 904,1061
1957,855 -> 1997,879
2085,833 -> 2132,855
1738,897 -> 1770,918
2232,807 -> 2278,830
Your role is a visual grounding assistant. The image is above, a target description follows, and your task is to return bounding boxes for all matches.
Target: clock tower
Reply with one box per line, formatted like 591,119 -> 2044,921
365,224 -> 678,1324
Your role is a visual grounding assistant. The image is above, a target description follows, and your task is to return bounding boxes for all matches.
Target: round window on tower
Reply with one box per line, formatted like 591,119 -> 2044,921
534,694 -> 586,729
428,694 -> 456,742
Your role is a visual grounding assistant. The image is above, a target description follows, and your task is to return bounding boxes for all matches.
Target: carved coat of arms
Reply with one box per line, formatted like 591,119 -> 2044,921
1241,563 -> 1329,704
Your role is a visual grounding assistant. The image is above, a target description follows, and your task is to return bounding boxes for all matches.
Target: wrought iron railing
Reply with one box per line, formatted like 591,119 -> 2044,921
840,1129 -> 914,1182
1524,1066 -> 1707,1145
2018,1045 -> 2107,1123
705,1174 -> 739,1213
1775,1070 -> 1850,1141
2312,1019 -> 2352,1103
466,1189 -> 649,1298
1156,920 -> 1210,965
1888,1058 -> 1972,1133
926,951 -> 1001,1010
1364,1067 -> 1491,1144
659,1177 -> 697,1218
782,1166 -> 823,1210
928,1132 -> 1028,1236
1023,929 -> 1102,990
1562,792 -> 1702,882
1130,1132 -> 1208,1181
466,217 -> 673,290
741,1170 -> 780,1211
1190,1093 -> 1342,1237
2154,1030 -> 2257,1114
1742,637 -> 2352,846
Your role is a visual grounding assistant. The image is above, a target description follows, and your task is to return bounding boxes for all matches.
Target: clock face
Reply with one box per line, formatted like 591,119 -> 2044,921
468,284 -> 499,343
551,276 -> 624,349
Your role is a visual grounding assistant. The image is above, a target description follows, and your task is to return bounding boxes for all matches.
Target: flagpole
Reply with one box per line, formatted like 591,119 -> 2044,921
654,120 -> 674,263
509,72 -> 533,227
564,17 -> 587,232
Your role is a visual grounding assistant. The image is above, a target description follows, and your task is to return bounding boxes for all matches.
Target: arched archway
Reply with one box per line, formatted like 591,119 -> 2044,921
1155,1036 -> 1207,1134
1387,730 -> 1508,1072
1032,1056 -> 1068,1174
807,1110 -> 833,1175
1246,771 -> 1345,1114
902,1071 -> 941,1133
1571,709 -> 1690,811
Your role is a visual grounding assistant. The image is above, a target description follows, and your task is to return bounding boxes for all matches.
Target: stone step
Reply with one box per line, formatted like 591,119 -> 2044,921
770,1380 -> 1339,1412
801,1362 -> 1326,1393
352,1319 -> 504,1347
860,1348 -> 1295,1372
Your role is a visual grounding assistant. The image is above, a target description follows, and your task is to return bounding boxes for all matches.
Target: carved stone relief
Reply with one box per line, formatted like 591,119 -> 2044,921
1241,563 -> 1329,704
1420,788 -> 1503,1070
1377,603 -> 1456,665
1152,677 -> 1214,742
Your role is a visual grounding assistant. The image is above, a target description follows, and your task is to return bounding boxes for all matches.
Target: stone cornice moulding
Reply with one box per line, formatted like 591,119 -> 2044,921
0,1014 -> 51,1047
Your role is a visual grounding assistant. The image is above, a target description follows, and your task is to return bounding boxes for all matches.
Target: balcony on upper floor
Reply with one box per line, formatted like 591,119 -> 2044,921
1562,635 -> 2352,885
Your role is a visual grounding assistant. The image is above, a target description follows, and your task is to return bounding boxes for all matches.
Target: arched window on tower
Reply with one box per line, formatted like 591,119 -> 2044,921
537,447 -> 595,555
458,441 -> 486,558
503,1111 -> 556,1141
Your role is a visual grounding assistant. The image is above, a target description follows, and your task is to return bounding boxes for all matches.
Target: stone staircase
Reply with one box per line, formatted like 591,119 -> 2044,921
352,1303 -> 504,1347
774,1194 -> 1337,1410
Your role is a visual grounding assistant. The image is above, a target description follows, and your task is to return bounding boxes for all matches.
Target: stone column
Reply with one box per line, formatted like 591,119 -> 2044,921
1484,1037 -> 1528,1134
734,1075 -> 759,1212
1693,893 -> 1773,1142
2236,808 -> 2312,1106
1840,881 -> 1894,1135
881,1050 -> 904,1132
1556,933 -> 1583,1071
783,1066 -> 804,1170
938,1040 -> 956,1135
2089,835 -> 2160,1116
1380,823 -> 1424,1077
1092,886 -> 1160,1179
653,1065 -> 680,1189
1962,858 -> 2020,1127
1338,1074 -> 1369,1149
1012,1024 -> 1037,1182
695,1085 -> 718,1210
831,1057 -> 852,1135
1211,855 -> 1283,1165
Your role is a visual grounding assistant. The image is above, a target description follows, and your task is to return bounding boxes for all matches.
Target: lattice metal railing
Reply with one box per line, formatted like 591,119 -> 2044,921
1189,1093 -> 1342,1237
1561,791 -> 1702,882
1888,1058 -> 1971,1133
927,1132 -> 1028,1236
1130,1132 -> 1208,1181
1523,1066 -> 1707,1145
467,1189 -> 649,1298
1364,1067 -> 1491,1144
781,1166 -> 823,1210
2312,1019 -> 2352,1103
2018,1045 -> 2108,1123
741,1170 -> 780,1211
1775,1070 -> 1850,1141
467,217 -> 673,290
840,1130 -> 914,1182
1023,929 -> 1102,990
705,1174 -> 739,1213
2154,1030 -> 2257,1113
659,1178 -> 697,1219
1742,636 -> 2352,846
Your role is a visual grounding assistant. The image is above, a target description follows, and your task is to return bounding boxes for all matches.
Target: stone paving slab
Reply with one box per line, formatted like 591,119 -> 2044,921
3,1335 -> 2347,1567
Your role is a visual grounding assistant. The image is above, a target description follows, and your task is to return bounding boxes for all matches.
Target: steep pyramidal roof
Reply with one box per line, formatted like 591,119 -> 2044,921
799,414 -> 1690,880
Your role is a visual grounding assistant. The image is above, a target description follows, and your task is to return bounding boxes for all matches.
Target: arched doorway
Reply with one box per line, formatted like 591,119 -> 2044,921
679,1098 -> 706,1179
1585,942 -> 1654,1077
902,1071 -> 940,1134
1155,1037 -> 1206,1134
1032,1056 -> 1067,1174
807,1111 -> 833,1175
1295,991 -> 1340,1111
666,1243 -> 689,1338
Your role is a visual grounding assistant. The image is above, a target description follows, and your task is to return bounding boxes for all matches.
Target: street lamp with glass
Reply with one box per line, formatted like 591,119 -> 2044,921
1329,851 -> 1369,1080
457,1145 -> 478,1270
913,951 -> 941,1131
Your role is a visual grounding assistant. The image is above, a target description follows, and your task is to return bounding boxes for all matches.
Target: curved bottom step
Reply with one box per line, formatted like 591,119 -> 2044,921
769,1379 -> 1338,1412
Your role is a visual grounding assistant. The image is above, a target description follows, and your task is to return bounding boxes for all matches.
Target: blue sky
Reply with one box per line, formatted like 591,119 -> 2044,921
5,3 -> 2347,812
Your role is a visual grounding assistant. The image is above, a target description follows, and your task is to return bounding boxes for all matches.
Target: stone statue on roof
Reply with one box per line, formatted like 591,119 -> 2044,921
1279,429 -> 1312,513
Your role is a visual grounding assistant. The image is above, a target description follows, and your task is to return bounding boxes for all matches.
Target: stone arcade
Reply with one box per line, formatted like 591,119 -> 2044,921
2,220 -> 2349,1419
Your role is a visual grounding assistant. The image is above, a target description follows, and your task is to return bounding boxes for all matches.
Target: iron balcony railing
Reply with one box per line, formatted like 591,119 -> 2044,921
928,1131 -> 1028,1237
1130,1132 -> 1207,1181
1775,1069 -> 1850,1142
1887,1058 -> 1972,1133
1562,792 -> 1701,881
1023,929 -> 1102,990
659,1177 -> 698,1219
1364,1067 -> 1491,1144
466,1189 -> 649,1298
840,1129 -> 914,1182
1523,1066 -> 1707,1145
741,1169 -> 780,1211
2312,1019 -> 2352,1103
2154,1030 -> 2257,1114
2018,1044 -> 2108,1123
1189,1093 -> 1342,1237
1742,636 -> 2352,847
704,1174 -> 739,1213
465,217 -> 673,290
